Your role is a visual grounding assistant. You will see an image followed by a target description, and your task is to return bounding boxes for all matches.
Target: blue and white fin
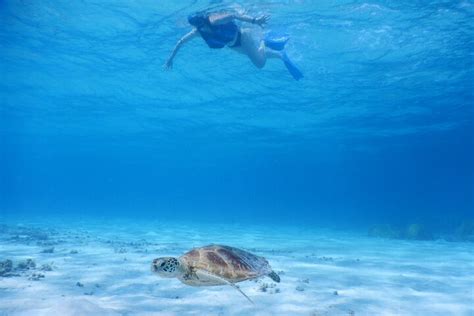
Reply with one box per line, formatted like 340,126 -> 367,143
264,32 -> 290,51
282,52 -> 303,80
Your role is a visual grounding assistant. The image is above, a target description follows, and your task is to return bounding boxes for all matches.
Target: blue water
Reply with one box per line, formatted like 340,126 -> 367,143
1,0 -> 473,229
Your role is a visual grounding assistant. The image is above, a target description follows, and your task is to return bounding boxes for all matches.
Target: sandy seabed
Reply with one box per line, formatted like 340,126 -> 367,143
0,219 -> 473,316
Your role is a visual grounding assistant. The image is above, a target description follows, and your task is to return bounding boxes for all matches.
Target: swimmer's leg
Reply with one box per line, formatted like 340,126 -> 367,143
240,28 -> 267,68
239,29 -> 303,80
265,33 -> 303,80
265,48 -> 283,59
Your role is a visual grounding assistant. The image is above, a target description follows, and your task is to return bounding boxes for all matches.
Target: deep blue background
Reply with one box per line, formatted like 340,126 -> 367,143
1,1 -> 473,227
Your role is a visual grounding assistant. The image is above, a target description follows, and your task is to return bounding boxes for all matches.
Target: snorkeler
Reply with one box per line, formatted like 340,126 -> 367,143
164,10 -> 303,80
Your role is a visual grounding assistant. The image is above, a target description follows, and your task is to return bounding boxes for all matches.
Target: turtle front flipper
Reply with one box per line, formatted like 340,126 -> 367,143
195,269 -> 254,305
182,266 -> 199,281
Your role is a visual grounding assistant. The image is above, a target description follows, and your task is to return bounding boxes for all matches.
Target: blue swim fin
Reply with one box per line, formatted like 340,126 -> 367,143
282,53 -> 303,81
264,33 -> 289,51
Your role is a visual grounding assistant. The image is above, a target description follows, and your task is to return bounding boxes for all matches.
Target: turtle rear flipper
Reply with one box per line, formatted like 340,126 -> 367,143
268,271 -> 280,283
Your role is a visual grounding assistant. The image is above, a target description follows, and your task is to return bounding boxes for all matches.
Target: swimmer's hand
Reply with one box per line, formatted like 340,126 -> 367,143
164,58 -> 173,70
253,15 -> 270,28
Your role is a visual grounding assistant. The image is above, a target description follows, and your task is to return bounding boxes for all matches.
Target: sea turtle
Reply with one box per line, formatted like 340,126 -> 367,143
151,244 -> 280,303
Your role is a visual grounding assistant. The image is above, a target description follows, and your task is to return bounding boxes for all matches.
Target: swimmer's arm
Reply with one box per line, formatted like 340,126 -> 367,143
164,29 -> 198,69
209,13 -> 270,27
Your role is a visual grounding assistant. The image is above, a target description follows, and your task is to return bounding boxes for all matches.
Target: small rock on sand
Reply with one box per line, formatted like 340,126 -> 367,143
0,259 -> 13,276
28,273 -> 45,281
17,259 -> 36,270
41,247 -> 55,253
40,263 -> 53,271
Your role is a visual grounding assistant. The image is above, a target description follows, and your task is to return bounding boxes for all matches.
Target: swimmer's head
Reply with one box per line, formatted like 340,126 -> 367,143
188,12 -> 208,28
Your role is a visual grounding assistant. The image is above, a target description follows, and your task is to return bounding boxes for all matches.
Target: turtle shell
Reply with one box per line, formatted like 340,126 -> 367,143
180,244 -> 272,283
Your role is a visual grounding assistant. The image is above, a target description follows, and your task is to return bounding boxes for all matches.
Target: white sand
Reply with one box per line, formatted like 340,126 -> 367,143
0,220 -> 473,315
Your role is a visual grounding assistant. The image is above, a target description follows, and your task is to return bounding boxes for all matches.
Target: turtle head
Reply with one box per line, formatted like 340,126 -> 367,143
151,257 -> 181,278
